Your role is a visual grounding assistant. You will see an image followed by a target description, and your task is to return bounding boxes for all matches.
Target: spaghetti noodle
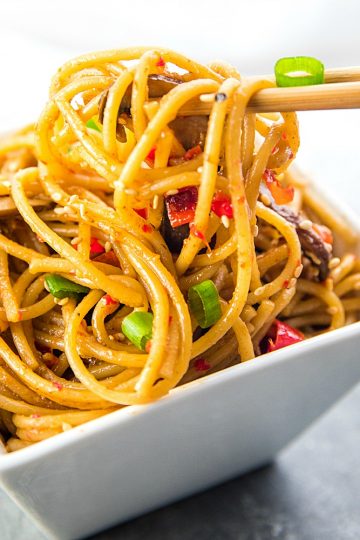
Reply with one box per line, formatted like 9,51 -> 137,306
0,47 -> 359,451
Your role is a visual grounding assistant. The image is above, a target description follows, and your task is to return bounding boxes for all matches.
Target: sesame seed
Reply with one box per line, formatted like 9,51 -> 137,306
289,278 -> 297,288
113,180 -> 122,189
105,241 -> 112,253
152,194 -> 159,210
70,236 -> 80,245
62,422 -> 72,432
108,335 -> 115,341
221,215 -> 230,229
254,286 -> 264,296
165,189 -> 179,196
69,194 -> 79,204
200,93 -> 215,103
299,219 -> 313,231
57,297 -> 69,306
324,242 -> 332,253
113,332 -> 125,341
52,192 -> 62,202
252,225 -> 259,237
124,188 -> 137,196
329,257 -> 341,269
197,166 -> 203,173
54,207 -> 67,215
79,204 -> 86,219
260,194 -> 271,206
294,264 -> 303,278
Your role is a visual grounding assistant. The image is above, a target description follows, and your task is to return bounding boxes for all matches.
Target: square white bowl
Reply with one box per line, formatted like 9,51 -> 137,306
0,181 -> 359,540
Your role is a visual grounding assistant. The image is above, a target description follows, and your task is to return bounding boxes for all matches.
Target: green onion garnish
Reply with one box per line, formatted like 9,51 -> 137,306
274,56 -> 324,87
121,311 -> 153,351
188,280 -> 221,329
45,274 -> 90,299
86,118 -> 101,132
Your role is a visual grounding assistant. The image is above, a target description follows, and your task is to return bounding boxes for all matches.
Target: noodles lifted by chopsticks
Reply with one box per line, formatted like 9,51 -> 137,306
0,47 -> 359,451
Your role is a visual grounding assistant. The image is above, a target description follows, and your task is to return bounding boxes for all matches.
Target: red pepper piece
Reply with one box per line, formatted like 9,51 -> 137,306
146,146 -> 156,163
194,357 -> 211,371
184,144 -> 202,161
211,191 -> 233,218
89,237 -> 105,257
165,186 -> 198,228
103,294 -> 118,306
263,169 -> 294,205
142,224 -> 152,233
134,207 -> 149,220
156,57 -> 165,68
265,319 -> 304,353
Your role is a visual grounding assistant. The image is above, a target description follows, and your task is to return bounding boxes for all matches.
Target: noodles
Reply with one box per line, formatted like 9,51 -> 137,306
0,46 -> 359,451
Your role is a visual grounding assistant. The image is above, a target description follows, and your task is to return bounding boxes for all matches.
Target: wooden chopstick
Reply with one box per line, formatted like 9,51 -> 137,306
177,67 -> 360,115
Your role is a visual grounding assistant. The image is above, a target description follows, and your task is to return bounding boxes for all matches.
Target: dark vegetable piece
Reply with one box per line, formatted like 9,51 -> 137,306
269,200 -> 331,281
160,207 -> 189,253
98,74 -> 208,149
165,187 -> 198,228
45,274 -> 90,299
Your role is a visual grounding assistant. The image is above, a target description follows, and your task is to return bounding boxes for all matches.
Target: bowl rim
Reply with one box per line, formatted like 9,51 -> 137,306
0,160 -> 359,468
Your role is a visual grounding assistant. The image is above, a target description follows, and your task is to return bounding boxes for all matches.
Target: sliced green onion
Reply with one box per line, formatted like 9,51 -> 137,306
275,56 -> 324,87
121,311 -> 153,351
86,118 -> 101,132
45,274 -> 89,299
188,280 -> 221,329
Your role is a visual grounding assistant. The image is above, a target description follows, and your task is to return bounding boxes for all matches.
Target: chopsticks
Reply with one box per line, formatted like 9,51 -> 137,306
178,67 -> 360,115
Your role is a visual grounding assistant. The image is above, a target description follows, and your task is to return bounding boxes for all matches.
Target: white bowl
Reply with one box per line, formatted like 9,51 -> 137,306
0,182 -> 359,540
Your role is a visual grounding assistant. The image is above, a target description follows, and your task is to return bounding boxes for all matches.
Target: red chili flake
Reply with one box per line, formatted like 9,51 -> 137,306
142,224 -> 153,233
184,144 -> 202,161
146,146 -> 156,162
190,225 -> 210,250
288,151 -> 294,159
103,294 -> 118,306
145,340 -> 152,353
263,169 -> 294,205
52,381 -> 63,391
194,357 -> 211,371
36,234 -> 45,243
282,279 -> 290,289
31,414 -> 41,419
168,315 -> 173,325
156,57 -> 165,68
211,191 -> 233,218
134,207 -> 149,220
238,196 -> 245,204
282,132 -> 287,140
165,186 -> 198,228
